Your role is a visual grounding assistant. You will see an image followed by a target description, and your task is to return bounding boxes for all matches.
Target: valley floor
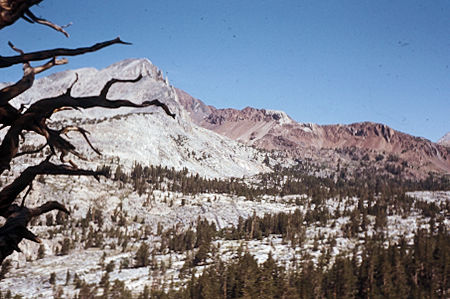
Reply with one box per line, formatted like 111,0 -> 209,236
0,172 -> 447,298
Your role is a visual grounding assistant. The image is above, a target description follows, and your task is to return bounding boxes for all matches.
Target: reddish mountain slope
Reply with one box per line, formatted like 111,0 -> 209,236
176,89 -> 450,177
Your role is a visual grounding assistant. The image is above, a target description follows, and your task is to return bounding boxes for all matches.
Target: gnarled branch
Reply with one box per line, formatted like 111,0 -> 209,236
0,0 -> 69,37
0,112 -> 46,173
0,74 -> 175,175
0,158 -> 108,216
0,0 -> 42,30
0,201 -> 70,264
47,127 -> 88,167
0,103 -> 22,127
58,126 -> 101,156
0,37 -> 131,68
14,143 -> 46,158
27,76 -> 175,119
0,44 -> 68,105
24,9 -> 70,37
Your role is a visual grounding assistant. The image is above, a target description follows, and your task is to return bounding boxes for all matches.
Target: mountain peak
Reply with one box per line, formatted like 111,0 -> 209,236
7,57 -> 448,179
438,132 -> 450,147
103,58 -> 165,82
108,57 -> 154,68
264,109 -> 295,125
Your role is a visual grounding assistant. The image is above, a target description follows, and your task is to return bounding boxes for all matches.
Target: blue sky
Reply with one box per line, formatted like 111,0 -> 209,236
0,0 -> 448,141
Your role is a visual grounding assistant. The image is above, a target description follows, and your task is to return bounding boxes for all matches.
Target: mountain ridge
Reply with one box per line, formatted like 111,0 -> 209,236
4,57 -> 449,178
176,85 -> 449,177
4,58 -> 272,178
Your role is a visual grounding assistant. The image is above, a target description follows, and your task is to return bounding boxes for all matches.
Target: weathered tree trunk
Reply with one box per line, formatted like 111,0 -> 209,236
0,0 -> 175,264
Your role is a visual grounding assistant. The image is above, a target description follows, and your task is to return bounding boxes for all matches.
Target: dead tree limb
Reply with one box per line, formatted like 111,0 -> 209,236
0,103 -> 22,127
14,144 -> 46,158
13,125 -> 100,161
46,127 -> 88,167
0,112 -> 47,173
0,74 -> 175,174
0,37 -> 131,68
0,201 -> 70,264
0,1 -> 176,266
25,75 -> 175,119
0,0 -> 69,37
23,9 -> 70,37
0,158 -> 108,216
0,157 -> 107,264
58,126 -> 101,156
0,0 -> 42,30
0,43 -> 68,105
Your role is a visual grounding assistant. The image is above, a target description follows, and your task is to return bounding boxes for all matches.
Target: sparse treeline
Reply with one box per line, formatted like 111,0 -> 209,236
7,216 -> 444,298
101,162 -> 449,230
149,223 -> 449,299
1,196 -> 447,298
1,160 -> 447,298
101,161 -> 449,202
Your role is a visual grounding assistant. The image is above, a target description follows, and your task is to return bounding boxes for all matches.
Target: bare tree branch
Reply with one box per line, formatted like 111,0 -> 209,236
0,51 -> 67,105
24,9 -> 70,37
0,74 -> 175,175
0,42 -> 67,106
14,126 -> 99,165
25,74 -> 175,118
14,144 -> 46,158
143,99 -> 176,119
0,37 -> 131,68
47,127 -> 86,166
20,183 -> 32,206
0,159 -> 108,216
0,0 -> 70,37
0,0 -> 42,30
99,75 -> 143,98
33,57 -> 68,74
59,126 -> 101,156
0,113 -> 46,173
0,103 -> 22,127
0,201 -> 70,264
29,201 -> 69,217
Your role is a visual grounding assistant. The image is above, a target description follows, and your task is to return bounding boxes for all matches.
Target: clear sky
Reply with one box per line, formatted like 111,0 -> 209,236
0,0 -> 448,141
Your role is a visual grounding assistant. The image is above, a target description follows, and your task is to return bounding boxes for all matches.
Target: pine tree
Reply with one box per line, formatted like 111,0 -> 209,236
37,244 -> 45,259
258,252 -> 279,299
135,242 -> 150,267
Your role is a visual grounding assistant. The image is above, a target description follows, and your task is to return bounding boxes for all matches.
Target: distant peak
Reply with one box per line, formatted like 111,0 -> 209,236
241,107 -> 294,124
103,58 -> 165,81
107,58 -> 154,69
438,132 -> 450,147
264,109 -> 295,124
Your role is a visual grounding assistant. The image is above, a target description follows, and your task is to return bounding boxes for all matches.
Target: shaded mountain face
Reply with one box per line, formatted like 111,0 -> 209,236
177,89 -> 450,178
